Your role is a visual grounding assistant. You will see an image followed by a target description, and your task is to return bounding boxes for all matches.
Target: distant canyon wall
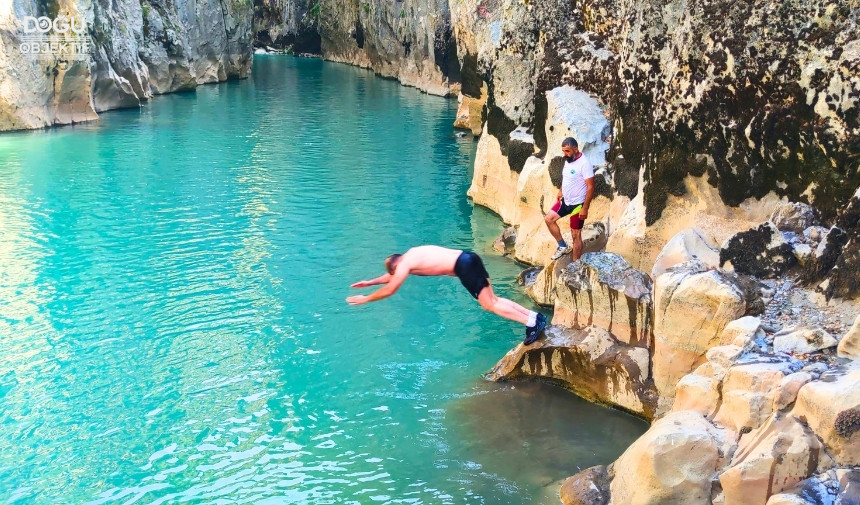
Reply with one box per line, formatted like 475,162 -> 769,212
0,0 -> 252,131
254,0 -> 460,95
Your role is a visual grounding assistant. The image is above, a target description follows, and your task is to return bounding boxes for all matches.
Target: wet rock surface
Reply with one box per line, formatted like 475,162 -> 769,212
554,252 -> 653,347
492,225 -> 517,255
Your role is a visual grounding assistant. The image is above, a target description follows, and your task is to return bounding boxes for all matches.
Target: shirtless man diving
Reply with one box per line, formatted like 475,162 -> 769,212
347,245 -> 548,345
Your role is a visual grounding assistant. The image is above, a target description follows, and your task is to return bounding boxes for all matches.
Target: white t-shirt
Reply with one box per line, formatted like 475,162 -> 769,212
561,154 -> 594,204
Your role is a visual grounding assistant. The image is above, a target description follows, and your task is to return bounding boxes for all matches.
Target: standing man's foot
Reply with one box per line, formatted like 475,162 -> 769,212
550,245 -> 571,260
523,314 -> 548,345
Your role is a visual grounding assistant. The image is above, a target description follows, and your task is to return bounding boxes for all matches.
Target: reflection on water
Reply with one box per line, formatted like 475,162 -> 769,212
0,56 -> 646,504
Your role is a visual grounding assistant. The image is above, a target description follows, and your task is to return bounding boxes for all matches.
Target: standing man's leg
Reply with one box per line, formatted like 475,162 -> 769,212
544,210 -> 564,244
569,209 -> 585,260
545,199 -> 573,260
570,228 -> 583,260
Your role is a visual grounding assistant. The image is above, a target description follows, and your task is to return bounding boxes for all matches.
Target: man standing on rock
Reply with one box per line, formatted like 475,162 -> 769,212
544,137 -> 595,261
347,245 -> 548,345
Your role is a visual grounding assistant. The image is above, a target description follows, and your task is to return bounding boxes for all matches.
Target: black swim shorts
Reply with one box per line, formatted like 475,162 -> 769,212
454,250 -> 490,299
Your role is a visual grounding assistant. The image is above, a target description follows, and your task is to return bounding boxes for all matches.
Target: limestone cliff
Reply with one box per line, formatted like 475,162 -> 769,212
456,0 -> 860,296
314,0 -> 460,96
0,0 -> 252,131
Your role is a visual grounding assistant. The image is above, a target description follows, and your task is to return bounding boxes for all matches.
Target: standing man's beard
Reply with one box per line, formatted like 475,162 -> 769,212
564,155 -> 574,162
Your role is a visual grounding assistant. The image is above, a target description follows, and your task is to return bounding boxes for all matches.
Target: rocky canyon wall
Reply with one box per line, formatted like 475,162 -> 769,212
0,0 -> 253,131
457,0 -> 860,298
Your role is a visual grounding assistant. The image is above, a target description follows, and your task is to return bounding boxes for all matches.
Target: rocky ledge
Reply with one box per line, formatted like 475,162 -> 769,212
489,239 -> 858,504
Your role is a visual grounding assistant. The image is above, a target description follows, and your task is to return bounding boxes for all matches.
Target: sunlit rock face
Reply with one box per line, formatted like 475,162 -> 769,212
582,330 -> 859,505
607,410 -> 731,505
553,252 -> 653,348
314,0 -> 460,96
652,260 -> 763,409
487,324 -> 658,419
0,0 -> 253,131
453,0 -> 860,293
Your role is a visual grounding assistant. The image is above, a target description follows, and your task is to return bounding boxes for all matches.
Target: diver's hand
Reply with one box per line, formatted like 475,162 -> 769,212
346,295 -> 369,305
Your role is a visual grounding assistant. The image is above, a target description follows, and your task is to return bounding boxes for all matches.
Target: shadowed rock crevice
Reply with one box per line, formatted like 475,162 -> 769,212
459,52 -> 484,99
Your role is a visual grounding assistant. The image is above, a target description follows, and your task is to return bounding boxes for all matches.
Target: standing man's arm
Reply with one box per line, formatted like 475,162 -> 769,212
580,177 -> 595,220
346,267 -> 409,305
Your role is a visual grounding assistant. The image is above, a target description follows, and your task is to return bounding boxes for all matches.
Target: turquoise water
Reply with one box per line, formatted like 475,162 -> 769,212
0,57 -> 646,504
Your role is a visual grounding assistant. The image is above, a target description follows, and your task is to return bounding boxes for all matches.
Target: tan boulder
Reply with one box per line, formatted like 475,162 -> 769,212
673,371 -> 722,418
487,325 -> 657,418
560,465 -> 610,505
837,315 -> 860,359
719,413 -> 831,505
791,366 -> 860,466
651,227 -> 721,279
773,326 -> 838,355
467,127 -> 520,224
713,361 -> 788,433
453,86 -> 487,136
652,261 -> 752,405
608,410 -> 727,505
774,372 -> 813,411
721,316 -> 766,349
704,345 -> 745,370
554,252 -> 653,348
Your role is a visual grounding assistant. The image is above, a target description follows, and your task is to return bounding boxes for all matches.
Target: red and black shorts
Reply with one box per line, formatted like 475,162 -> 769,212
551,198 -> 585,230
